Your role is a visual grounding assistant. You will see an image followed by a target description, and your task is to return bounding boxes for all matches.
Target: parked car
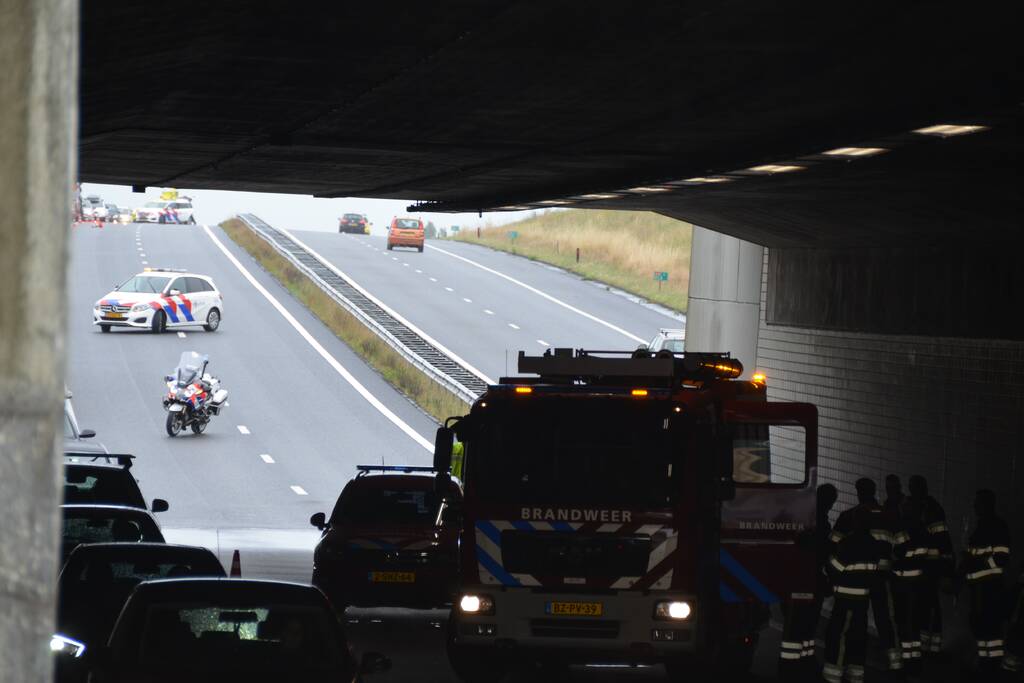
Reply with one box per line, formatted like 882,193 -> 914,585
338,213 -> 369,234
87,579 -> 390,682
82,196 -> 109,221
135,199 -> 196,224
63,454 -> 169,513
386,217 -> 425,252
64,388 -> 107,455
54,543 -> 224,682
60,505 -> 165,565
311,465 -> 461,609
93,268 -> 223,333
647,327 -> 686,354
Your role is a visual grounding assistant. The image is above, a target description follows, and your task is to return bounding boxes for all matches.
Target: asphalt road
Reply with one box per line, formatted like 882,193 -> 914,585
291,231 -> 685,382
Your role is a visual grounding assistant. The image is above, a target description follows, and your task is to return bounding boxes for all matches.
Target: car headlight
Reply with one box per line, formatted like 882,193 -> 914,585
50,634 -> 86,658
654,600 -> 692,620
130,303 -> 150,313
458,594 -> 495,615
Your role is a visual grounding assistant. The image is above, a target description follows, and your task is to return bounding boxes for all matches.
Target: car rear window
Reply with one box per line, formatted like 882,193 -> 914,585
395,219 -> 420,229
343,213 -> 363,220
62,512 -> 163,547
333,486 -> 437,525
64,551 -> 222,586
63,467 -> 146,508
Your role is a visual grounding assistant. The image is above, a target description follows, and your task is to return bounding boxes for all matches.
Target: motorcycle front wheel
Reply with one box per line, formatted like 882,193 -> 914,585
191,418 -> 209,435
165,411 -> 184,437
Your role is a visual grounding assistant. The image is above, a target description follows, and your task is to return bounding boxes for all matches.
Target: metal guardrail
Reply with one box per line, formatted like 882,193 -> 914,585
236,214 -> 485,404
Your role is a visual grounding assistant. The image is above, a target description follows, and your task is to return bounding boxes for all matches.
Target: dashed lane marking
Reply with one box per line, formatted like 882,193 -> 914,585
484,309 -> 494,315
445,287 -> 454,292
201,224 -> 434,451
463,298 -> 472,303
426,244 -> 645,343
177,332 -> 186,339
290,485 -> 308,496
141,261 -> 148,265
429,277 -> 437,282
537,339 -> 550,346
260,454 -> 275,464
508,323 -> 520,330
237,425 -> 251,435
415,269 -> 422,274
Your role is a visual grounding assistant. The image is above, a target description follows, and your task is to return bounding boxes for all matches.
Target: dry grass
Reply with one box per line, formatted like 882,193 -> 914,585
452,210 -> 691,311
220,219 -> 468,422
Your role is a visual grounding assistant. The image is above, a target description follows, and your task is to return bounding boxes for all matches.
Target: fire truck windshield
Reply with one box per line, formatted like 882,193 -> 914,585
469,399 -> 679,507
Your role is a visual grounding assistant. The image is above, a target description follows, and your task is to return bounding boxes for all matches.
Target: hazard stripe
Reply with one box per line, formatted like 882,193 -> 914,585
720,581 -> 742,602
720,548 -> 780,603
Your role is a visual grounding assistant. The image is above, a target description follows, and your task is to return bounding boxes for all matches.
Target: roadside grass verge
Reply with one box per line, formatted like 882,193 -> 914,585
220,218 -> 468,423
451,210 -> 691,312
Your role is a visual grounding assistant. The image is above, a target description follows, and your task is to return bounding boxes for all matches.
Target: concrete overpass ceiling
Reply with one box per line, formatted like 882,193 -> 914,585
81,1 -> 1021,245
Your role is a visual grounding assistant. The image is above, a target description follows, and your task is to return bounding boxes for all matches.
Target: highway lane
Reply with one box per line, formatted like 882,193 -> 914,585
292,230 -> 685,382
66,221 -> 436,579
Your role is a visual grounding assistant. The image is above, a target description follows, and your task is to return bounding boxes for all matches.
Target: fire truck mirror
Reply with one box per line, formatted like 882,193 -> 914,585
433,426 -> 454,472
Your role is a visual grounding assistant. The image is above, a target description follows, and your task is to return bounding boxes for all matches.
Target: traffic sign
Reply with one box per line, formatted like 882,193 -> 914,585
508,231 -> 519,240
654,271 -> 669,281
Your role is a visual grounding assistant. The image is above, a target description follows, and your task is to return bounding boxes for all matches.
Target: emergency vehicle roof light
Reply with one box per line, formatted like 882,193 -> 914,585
631,388 -> 649,396
356,465 -> 436,476
516,349 -> 745,384
751,372 -> 767,385
514,386 -> 533,394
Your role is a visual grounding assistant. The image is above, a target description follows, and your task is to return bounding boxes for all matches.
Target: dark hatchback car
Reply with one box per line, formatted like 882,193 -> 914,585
61,505 -> 165,565
311,465 -> 462,609
88,579 -> 389,683
338,212 -> 368,234
63,454 -> 169,514
55,543 -> 224,682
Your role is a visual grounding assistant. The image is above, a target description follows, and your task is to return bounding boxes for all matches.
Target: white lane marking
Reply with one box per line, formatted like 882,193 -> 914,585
484,309 -> 494,315
177,331 -> 186,339
537,339 -> 550,346
426,244 -> 645,343
508,323 -> 520,330
141,261 -> 148,265
290,485 -> 308,496
445,287 -> 454,292
463,298 -> 472,303
415,269 -> 422,274
391,257 -> 398,261
140,253 -> 146,258
237,425 -> 251,434
201,224 -> 434,451
402,263 -> 409,267
260,454 -> 275,464
429,277 -> 437,282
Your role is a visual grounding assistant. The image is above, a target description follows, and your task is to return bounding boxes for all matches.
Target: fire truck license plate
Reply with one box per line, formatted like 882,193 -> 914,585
368,571 -> 415,583
546,601 -> 603,617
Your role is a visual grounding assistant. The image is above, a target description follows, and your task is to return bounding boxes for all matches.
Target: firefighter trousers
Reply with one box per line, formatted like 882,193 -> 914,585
871,577 -> 902,671
823,597 -> 868,683
920,577 -> 944,654
970,579 -> 1005,672
779,598 -> 819,680
892,578 -> 925,675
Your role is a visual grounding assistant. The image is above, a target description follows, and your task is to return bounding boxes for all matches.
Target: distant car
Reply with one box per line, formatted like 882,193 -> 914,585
82,196 -> 109,221
647,327 -> 686,354
386,217 -> 425,252
54,543 -> 225,680
134,199 -> 196,224
89,579 -> 389,682
338,213 -> 369,234
64,388 -> 107,455
63,454 -> 169,514
310,465 -> 461,609
114,207 -> 134,224
93,268 -> 223,333
60,505 -> 166,565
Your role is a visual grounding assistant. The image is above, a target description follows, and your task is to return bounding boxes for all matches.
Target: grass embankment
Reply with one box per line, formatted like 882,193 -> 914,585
220,219 -> 467,422
452,210 -> 692,312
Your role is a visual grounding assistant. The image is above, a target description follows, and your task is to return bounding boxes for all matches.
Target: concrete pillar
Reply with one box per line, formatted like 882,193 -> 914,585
685,227 -> 764,377
0,0 -> 78,680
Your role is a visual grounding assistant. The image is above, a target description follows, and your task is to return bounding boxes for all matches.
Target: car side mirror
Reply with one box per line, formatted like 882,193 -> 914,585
433,427 -> 453,473
359,651 -> 391,675
164,375 -> 175,382
310,512 -> 327,530
151,499 -> 169,513
79,429 -> 96,439
168,289 -> 181,296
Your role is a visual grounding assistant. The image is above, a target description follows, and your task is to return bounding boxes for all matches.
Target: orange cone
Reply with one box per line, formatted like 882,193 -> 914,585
229,549 -> 241,577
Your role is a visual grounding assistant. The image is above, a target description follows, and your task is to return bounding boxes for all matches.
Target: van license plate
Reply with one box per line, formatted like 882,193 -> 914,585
546,601 -> 603,617
368,571 -> 415,583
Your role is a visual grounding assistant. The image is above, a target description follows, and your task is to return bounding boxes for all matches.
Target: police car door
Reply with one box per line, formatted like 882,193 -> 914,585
185,277 -> 208,323
719,401 -> 817,606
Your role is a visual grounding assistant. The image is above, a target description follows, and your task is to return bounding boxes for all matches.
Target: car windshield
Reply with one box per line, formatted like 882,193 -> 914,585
663,339 -> 685,353
395,219 -> 420,229
135,603 -> 345,672
63,467 -> 146,507
62,511 -> 163,549
174,351 -> 207,386
333,485 -> 437,526
144,201 -> 166,208
118,275 -> 170,294
469,398 -> 680,507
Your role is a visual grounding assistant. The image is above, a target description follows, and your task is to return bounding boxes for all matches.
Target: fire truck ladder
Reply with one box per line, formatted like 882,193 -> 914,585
236,214 -> 488,404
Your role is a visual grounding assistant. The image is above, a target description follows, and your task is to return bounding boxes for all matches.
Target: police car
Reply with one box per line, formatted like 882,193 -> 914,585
93,268 -> 223,333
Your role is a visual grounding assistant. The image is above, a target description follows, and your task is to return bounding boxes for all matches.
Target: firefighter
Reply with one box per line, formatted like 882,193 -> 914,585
778,483 -> 837,680
961,489 -> 1011,677
823,507 -> 885,683
450,439 -> 465,480
883,474 -> 905,519
891,496 -> 929,676
1003,569 -> 1024,681
831,478 -> 902,673
908,474 -> 954,657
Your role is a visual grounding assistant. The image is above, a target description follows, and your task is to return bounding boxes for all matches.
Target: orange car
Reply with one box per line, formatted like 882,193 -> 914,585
386,217 -> 425,252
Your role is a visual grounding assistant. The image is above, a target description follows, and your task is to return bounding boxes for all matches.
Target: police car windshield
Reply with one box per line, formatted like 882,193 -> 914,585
118,275 -> 170,293
333,487 -> 437,526
471,399 -> 679,507
144,201 -> 166,208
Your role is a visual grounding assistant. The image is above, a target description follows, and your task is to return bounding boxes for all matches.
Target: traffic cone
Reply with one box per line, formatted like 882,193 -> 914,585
229,549 -> 241,578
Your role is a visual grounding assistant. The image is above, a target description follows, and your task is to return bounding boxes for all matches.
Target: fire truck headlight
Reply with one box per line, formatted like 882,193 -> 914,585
654,600 -> 691,620
458,594 -> 494,615
50,634 -> 86,658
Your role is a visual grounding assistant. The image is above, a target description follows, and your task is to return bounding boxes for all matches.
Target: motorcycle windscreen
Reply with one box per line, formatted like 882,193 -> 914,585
719,402 -> 817,605
174,351 -> 207,386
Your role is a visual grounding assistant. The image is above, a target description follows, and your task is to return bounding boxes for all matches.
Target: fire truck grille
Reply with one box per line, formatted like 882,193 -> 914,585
501,531 -> 651,579
530,618 -> 620,639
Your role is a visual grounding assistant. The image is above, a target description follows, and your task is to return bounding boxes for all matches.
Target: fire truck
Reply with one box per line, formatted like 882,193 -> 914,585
433,348 -> 818,681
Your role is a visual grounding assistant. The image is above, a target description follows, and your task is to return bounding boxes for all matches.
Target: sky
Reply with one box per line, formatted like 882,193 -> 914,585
81,183 -> 537,236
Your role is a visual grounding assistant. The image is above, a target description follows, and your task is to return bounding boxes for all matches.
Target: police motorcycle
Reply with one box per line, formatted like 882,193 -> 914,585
162,351 -> 228,436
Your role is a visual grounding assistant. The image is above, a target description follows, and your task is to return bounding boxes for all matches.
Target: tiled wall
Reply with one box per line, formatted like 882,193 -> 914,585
756,248 -> 1024,550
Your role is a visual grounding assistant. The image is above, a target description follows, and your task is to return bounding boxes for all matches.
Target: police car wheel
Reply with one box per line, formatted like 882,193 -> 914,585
100,324 -> 111,333
151,310 -> 166,333
203,308 -> 220,332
